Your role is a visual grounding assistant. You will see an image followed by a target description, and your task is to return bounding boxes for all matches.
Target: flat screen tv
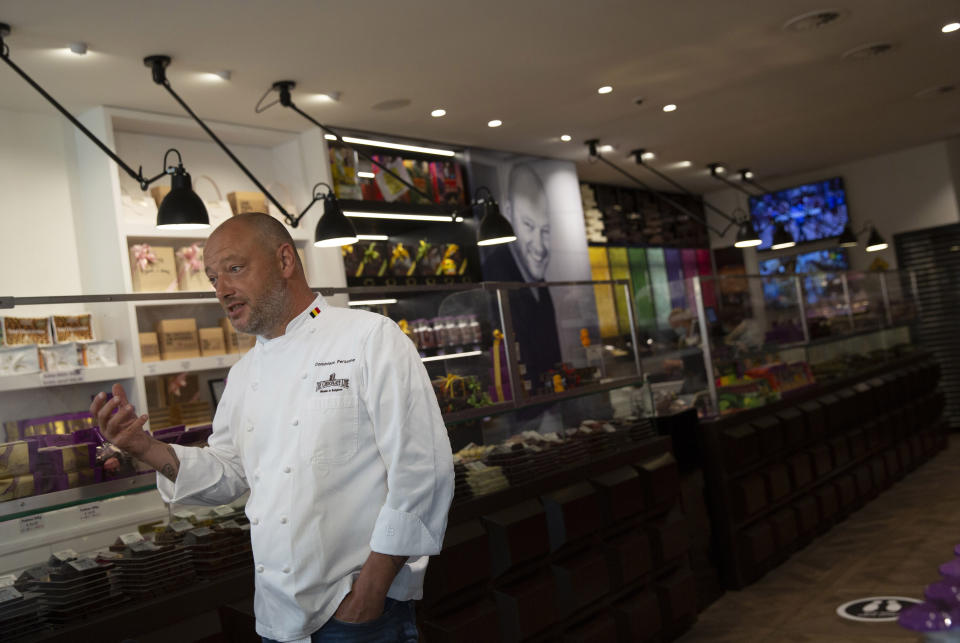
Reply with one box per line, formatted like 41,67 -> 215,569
759,248 -> 849,306
749,176 -> 849,250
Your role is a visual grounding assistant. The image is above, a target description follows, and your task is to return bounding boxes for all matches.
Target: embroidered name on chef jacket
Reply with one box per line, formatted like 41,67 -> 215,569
314,358 -> 356,393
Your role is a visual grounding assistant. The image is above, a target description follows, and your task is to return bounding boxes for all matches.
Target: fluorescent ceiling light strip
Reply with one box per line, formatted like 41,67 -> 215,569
340,136 -> 455,157
421,350 -> 483,363
348,298 -> 398,306
344,211 -> 455,222
356,234 -> 389,241
357,171 -> 376,179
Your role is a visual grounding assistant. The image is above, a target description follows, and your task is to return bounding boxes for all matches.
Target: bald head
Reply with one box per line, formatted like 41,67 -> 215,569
204,212 -> 315,339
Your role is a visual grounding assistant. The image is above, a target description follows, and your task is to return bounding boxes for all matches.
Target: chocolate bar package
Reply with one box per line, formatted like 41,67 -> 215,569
0,440 -> 38,477
417,242 -> 443,276
386,242 -> 414,276
82,340 -> 118,368
0,345 -> 40,375
36,444 -> 97,474
0,475 -> 35,502
353,241 -> 386,278
51,315 -> 94,344
39,343 -> 81,372
1,317 -> 52,347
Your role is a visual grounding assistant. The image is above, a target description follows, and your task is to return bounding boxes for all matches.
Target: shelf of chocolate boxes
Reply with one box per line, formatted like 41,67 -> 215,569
1,408 -> 212,503
0,314 -> 119,378
451,418 -> 657,503
0,505 -> 251,638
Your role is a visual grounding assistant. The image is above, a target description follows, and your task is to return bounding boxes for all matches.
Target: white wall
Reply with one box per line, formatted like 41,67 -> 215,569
0,107 -> 84,296
705,139 -> 960,270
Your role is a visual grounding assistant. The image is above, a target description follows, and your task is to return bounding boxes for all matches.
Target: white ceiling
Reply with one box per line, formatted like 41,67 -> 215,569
1,1 -> 958,193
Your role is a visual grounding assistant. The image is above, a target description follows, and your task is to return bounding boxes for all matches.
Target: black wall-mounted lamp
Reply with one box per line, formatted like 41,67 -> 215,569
770,222 -> 796,251
473,187 -> 516,246
311,183 -> 359,247
839,222 -> 888,252
0,24 -> 209,229
143,55 -> 357,246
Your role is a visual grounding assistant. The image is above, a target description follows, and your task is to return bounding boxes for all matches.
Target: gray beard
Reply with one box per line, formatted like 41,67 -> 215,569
234,279 -> 288,336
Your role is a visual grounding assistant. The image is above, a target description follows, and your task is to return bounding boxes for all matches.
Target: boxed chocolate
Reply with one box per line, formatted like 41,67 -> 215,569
81,340 -> 118,368
155,319 -> 200,360
0,475 -> 35,502
129,244 -> 177,293
39,343 -> 81,372
219,318 -> 238,354
0,440 -> 38,477
199,328 -> 226,356
139,332 -> 160,362
175,244 -> 213,292
1,317 -> 53,346
226,191 -> 267,216
51,315 -> 94,343
0,345 -> 41,375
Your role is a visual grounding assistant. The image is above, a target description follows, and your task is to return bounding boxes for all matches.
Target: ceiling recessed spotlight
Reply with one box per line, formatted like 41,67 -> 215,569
68,42 -> 88,55
431,108 -> 447,117
782,9 -> 849,32
487,119 -> 502,128
598,86 -> 613,94
662,104 -> 677,112
372,98 -> 410,111
942,22 -> 959,33
324,134 -> 338,141
675,160 -> 692,169
598,144 -> 615,153
560,134 -> 572,142
841,42 -> 897,60
640,151 -> 656,161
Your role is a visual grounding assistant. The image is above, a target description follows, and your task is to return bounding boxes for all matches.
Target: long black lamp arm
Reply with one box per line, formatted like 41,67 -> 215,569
631,151 -> 741,226
144,56 -> 321,228
0,26 -> 168,190
710,170 -> 761,198
587,142 -> 732,237
272,81 -> 437,207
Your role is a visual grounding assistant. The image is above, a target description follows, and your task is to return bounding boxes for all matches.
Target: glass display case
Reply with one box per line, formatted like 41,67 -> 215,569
690,270 -> 920,417
0,279 -> 647,520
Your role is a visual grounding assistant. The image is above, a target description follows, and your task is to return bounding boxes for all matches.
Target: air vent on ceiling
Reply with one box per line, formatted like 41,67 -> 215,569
914,84 -> 957,100
782,9 -> 849,32
841,42 -> 897,60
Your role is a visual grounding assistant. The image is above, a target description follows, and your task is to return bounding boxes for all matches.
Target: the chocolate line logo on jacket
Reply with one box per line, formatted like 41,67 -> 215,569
316,372 -> 350,392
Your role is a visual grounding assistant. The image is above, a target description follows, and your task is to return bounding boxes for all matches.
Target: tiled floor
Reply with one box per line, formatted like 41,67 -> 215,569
678,439 -> 957,642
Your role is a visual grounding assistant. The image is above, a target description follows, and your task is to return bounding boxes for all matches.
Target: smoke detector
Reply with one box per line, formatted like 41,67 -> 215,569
841,42 -> 898,60
914,84 -> 957,100
782,9 -> 849,33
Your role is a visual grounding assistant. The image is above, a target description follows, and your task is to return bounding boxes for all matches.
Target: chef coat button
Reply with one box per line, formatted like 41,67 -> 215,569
292,418 -> 300,426
252,382 -> 259,390
301,372 -> 308,380
256,565 -> 264,574
246,424 -> 254,432
282,566 -> 291,574
310,329 -> 316,334
283,466 -> 291,473
280,517 -> 288,524
251,517 -> 259,525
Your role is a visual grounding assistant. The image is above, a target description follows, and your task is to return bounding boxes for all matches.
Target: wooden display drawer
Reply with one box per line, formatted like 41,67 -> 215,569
648,512 -> 690,566
562,612 -> 619,642
590,466 -> 646,526
611,590 -> 661,643
656,569 -> 699,629
482,500 -> 550,577
635,453 -> 680,511
776,408 -> 807,450
731,474 -> 768,521
720,424 -> 759,473
541,482 -> 602,553
762,463 -> 792,502
552,549 -> 612,616
422,520 -> 490,606
422,600 -> 501,643
751,415 -> 784,456
494,572 -> 558,641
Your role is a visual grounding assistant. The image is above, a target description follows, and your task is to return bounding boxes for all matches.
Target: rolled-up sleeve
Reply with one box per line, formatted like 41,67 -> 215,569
156,373 -> 249,506
360,319 -> 454,557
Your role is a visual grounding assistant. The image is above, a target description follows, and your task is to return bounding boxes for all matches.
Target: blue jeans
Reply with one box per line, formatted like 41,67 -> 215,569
263,598 -> 418,643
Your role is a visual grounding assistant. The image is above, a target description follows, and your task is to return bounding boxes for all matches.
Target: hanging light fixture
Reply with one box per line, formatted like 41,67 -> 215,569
311,183 -> 358,247
474,187 -> 516,246
865,226 -> 889,252
838,223 -> 859,248
770,222 -> 796,250
0,26 -> 208,230
734,218 -> 762,248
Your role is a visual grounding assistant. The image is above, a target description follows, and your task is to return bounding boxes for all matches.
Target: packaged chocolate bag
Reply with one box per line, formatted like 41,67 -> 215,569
51,315 -> 94,343
1,317 -> 52,347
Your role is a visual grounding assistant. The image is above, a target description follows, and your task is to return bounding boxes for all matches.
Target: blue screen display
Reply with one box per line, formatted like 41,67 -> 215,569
749,177 -> 849,250
759,249 -> 849,306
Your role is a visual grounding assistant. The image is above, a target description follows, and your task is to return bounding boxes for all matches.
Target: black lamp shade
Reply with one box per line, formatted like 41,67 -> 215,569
476,198 -> 516,246
314,195 -> 358,247
734,219 -> 762,248
865,227 -> 888,252
770,221 -> 796,250
156,169 -> 210,230
838,223 -> 858,247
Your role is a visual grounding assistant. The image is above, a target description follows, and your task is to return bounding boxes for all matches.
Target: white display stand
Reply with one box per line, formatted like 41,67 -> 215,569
0,105 -> 347,573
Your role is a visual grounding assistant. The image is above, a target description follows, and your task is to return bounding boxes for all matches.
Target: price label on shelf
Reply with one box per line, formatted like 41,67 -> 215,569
180,360 -> 191,370
119,532 -> 144,545
0,575 -> 17,588
53,549 -> 78,562
79,504 -> 101,521
41,369 -> 85,386
146,364 -> 157,374
18,515 -> 44,534
213,505 -> 234,517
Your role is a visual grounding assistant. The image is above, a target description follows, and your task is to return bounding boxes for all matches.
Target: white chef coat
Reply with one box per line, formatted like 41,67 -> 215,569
157,295 -> 454,642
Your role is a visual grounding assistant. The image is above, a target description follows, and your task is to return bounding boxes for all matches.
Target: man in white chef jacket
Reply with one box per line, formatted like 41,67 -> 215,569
92,213 -> 455,642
